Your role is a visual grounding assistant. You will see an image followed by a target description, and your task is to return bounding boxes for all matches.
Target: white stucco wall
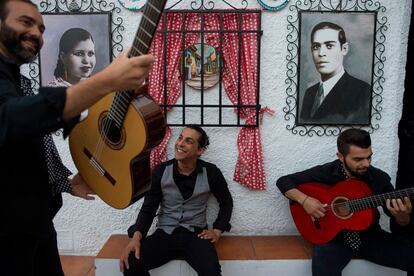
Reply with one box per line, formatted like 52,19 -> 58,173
30,0 -> 412,255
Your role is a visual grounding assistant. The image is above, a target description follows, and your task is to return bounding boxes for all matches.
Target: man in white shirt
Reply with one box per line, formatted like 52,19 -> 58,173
300,21 -> 371,125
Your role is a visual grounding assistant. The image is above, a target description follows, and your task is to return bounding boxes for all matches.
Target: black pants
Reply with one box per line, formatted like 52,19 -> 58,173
0,226 -> 63,276
312,227 -> 414,276
124,227 -> 221,276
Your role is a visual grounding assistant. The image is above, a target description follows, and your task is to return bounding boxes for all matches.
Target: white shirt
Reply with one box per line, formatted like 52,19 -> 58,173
320,67 -> 345,100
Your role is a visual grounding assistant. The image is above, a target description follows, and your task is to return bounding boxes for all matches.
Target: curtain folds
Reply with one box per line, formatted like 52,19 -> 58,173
148,12 -> 273,189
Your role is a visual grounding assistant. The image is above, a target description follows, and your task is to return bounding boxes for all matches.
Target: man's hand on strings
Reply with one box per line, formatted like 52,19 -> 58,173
387,197 -> 412,226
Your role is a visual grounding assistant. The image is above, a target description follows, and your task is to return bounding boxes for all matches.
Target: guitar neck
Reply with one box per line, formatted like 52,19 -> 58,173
110,0 -> 167,128
129,0 -> 167,58
348,187 -> 414,212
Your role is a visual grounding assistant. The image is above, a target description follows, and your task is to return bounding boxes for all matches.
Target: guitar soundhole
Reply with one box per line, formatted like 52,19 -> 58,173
98,112 -> 126,150
332,197 -> 353,219
104,118 -> 121,142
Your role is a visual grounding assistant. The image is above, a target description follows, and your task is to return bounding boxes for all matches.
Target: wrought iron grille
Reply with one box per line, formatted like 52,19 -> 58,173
158,10 -> 262,127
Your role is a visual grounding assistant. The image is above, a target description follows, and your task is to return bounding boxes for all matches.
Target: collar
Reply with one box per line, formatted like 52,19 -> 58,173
340,162 -> 350,179
0,53 -> 21,81
320,67 -> 345,98
173,159 -> 203,176
331,159 -> 346,179
337,159 -> 371,183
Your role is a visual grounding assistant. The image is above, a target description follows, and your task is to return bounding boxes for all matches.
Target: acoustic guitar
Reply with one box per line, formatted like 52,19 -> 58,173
290,179 -> 414,244
69,0 -> 168,209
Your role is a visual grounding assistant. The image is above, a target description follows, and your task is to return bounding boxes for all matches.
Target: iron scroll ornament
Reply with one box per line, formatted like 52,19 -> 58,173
284,0 -> 386,136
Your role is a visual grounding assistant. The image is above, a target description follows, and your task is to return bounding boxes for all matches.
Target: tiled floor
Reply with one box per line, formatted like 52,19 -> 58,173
60,256 -> 95,276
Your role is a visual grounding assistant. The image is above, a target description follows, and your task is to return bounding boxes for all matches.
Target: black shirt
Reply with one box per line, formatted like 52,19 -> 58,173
0,54 -> 68,236
128,159 -> 233,238
276,159 -> 395,225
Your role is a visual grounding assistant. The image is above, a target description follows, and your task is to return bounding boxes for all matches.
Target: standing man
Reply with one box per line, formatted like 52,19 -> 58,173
300,22 -> 371,125
0,0 -> 154,275
276,129 -> 414,276
391,5 -> 414,240
120,126 -> 233,276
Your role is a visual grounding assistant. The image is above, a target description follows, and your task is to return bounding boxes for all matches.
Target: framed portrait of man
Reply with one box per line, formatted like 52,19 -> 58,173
296,12 -> 375,126
39,12 -> 112,88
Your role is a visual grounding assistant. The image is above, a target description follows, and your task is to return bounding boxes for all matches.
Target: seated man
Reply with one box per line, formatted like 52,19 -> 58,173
120,125 -> 233,276
276,129 -> 414,276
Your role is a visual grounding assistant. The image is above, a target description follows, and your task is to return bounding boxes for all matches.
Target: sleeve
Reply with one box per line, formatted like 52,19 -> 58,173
127,164 -> 164,238
276,162 -> 339,195
50,140 -> 73,194
209,165 -> 233,232
53,177 -> 72,194
0,79 -> 69,146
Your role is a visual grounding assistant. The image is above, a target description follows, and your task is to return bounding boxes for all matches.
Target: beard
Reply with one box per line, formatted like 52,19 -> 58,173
0,22 -> 40,63
343,159 -> 368,178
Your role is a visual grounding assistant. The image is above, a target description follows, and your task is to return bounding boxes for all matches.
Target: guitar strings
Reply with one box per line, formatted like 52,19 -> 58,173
93,92 -> 131,161
92,2 -> 159,163
308,188 -> 414,214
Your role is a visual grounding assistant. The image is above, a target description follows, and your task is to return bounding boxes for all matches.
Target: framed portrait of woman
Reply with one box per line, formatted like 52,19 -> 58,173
39,12 -> 112,88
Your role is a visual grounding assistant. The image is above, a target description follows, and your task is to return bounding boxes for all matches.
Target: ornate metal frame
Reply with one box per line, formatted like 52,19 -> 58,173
26,0 -> 124,90
284,0 -> 387,136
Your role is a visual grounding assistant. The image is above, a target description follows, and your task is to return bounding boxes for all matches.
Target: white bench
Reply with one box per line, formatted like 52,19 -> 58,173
95,234 -> 404,276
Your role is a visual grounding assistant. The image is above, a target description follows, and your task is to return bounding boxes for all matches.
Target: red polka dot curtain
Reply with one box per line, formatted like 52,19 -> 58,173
148,11 -> 273,190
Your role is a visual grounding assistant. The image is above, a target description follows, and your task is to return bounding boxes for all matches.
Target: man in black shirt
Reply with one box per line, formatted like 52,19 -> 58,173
121,125 -> 233,276
276,129 -> 414,276
0,1 -> 154,275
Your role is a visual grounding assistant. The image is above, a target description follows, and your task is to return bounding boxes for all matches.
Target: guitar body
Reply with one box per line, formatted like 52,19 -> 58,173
69,92 -> 165,209
290,179 -> 375,244
69,0 -> 169,209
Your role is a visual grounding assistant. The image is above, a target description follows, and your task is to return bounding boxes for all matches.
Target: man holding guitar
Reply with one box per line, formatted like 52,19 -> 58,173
0,0 -> 154,275
276,129 -> 414,276
120,126 -> 233,276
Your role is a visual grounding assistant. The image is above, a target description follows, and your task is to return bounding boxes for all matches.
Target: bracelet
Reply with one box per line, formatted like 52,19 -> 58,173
301,196 -> 309,206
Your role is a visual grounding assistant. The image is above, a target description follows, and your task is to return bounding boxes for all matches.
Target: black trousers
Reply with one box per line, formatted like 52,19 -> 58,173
0,225 -> 63,276
312,227 -> 414,276
124,227 -> 221,276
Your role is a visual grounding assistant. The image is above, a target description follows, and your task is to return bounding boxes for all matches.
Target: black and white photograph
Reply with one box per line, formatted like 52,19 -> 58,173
297,12 -> 375,125
39,12 -> 112,88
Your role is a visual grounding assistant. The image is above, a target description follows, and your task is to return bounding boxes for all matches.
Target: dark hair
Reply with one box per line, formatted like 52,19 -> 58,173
311,21 -> 347,47
186,125 -> 210,150
0,0 -> 38,21
53,28 -> 94,78
337,129 -> 371,156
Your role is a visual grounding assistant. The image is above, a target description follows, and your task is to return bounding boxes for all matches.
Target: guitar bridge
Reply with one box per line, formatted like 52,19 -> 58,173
83,148 -> 116,186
